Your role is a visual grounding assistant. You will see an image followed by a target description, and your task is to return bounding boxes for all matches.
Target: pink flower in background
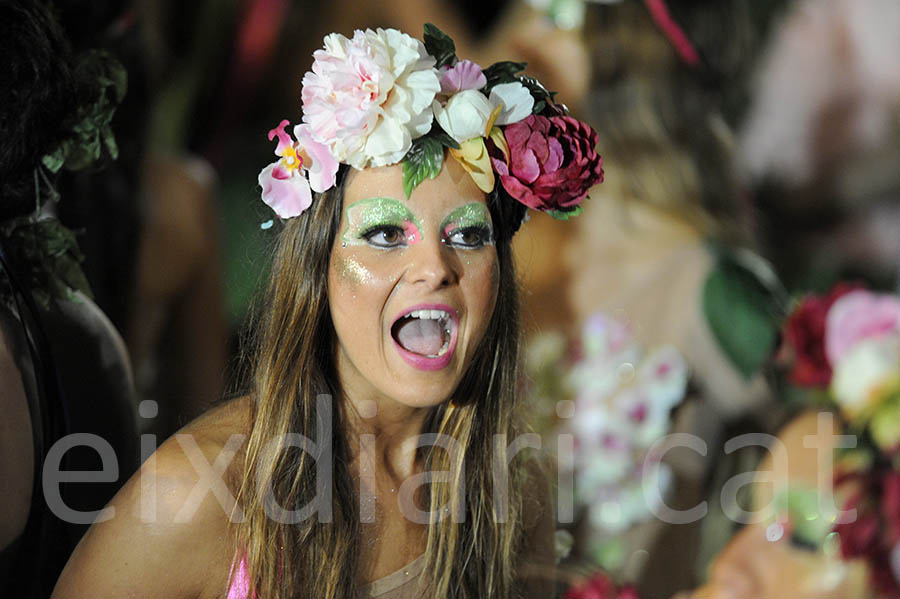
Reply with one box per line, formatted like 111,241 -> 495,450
301,28 -> 440,169
826,289 -> 900,365
490,114 -> 603,213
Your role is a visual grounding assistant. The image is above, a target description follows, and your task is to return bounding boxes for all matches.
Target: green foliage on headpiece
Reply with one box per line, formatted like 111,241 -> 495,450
547,205 -> 583,221
423,23 -> 457,69
42,50 -> 127,174
483,61 -> 527,91
402,129 -> 459,199
518,75 -> 559,115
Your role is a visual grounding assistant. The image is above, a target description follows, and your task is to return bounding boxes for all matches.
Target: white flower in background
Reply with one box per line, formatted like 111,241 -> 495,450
301,28 -> 440,169
563,312 -> 688,534
831,334 -> 900,419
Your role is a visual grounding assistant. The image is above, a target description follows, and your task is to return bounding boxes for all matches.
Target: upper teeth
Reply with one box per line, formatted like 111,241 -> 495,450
408,309 -> 449,320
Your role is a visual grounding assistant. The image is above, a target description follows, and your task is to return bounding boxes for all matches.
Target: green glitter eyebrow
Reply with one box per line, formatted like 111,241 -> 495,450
440,203 -> 494,239
341,197 -> 423,246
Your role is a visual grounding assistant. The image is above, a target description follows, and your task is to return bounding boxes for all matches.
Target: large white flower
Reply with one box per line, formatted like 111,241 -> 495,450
301,28 -> 440,169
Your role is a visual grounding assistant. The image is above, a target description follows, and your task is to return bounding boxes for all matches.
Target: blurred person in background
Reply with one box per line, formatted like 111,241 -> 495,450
51,0 -> 229,438
515,1 -> 790,596
687,1 -> 900,596
0,0 -> 138,594
738,0 -> 900,293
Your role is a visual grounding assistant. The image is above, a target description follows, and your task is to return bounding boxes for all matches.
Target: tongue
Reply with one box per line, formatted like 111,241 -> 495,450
396,318 -> 444,356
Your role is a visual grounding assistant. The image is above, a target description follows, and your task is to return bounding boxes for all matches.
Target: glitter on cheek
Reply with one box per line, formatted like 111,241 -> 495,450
337,256 -> 373,286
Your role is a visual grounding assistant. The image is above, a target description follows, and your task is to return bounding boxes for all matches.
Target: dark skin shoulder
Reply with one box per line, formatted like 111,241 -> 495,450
53,397 -> 251,599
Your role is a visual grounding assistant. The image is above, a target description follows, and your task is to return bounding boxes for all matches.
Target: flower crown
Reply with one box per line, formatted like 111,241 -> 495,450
258,24 -> 604,237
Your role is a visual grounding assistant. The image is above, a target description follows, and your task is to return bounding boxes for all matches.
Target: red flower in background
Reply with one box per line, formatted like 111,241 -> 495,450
564,572 -> 639,599
882,471 -> 900,546
834,469 -> 900,598
781,283 -> 860,387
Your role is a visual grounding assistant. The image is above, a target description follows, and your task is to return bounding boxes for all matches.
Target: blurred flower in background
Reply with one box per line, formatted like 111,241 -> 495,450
525,312 -> 687,574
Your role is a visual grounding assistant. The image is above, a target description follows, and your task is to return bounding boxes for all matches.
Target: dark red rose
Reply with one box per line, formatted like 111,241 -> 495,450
490,114 -> 604,215
781,282 -> 860,387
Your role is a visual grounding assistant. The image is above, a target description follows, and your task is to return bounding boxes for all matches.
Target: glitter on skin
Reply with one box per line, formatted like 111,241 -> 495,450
439,202 -> 494,243
337,256 -> 372,286
341,197 -> 423,246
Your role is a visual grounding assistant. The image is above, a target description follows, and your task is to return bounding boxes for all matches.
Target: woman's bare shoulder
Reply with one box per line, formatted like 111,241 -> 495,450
52,396 -> 253,598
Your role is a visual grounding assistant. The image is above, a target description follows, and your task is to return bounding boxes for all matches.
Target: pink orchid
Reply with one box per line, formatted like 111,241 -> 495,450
294,123 -> 338,193
825,289 -> 900,366
258,119 -> 338,219
258,161 -> 311,219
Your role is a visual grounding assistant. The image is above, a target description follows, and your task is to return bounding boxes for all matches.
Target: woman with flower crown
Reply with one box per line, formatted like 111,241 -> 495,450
53,25 -> 603,599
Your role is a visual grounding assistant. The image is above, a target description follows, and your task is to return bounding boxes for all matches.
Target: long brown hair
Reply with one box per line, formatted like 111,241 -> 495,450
234,166 -> 530,598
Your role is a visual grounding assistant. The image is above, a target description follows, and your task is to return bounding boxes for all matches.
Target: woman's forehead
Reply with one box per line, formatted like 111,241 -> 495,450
343,161 -> 488,218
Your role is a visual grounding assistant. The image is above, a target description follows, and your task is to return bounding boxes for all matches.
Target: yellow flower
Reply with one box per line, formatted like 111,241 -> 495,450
449,137 -> 494,193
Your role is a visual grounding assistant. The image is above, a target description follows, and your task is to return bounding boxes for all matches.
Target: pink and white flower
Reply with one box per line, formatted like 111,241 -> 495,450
831,335 -> 900,418
258,120 -> 338,218
301,28 -> 441,169
826,289 -> 900,366
564,312 -> 687,533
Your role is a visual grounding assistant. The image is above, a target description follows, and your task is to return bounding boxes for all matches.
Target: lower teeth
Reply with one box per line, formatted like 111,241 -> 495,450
427,328 -> 451,358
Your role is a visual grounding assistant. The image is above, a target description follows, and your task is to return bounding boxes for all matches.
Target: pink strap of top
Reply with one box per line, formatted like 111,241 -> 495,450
227,555 -> 254,599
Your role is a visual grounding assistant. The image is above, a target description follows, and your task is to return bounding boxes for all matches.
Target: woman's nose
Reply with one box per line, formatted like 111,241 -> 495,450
405,237 -> 460,288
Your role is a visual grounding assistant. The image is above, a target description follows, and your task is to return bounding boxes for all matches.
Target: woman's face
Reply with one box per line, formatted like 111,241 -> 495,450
327,158 -> 500,409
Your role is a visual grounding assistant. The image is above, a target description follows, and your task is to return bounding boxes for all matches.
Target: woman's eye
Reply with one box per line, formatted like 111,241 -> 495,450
446,226 -> 492,249
362,226 -> 406,248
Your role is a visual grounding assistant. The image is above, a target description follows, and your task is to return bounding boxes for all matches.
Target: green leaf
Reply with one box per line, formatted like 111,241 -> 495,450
423,23 -> 457,69
702,250 -> 784,379
547,205 -> 583,221
429,128 -> 460,150
483,61 -> 527,90
402,136 -> 445,198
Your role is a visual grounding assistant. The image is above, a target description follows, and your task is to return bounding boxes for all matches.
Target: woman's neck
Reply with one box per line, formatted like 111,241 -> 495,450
344,393 -> 430,483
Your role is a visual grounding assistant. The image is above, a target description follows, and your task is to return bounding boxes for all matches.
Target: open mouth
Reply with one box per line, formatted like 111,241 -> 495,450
390,306 -> 458,370
392,309 -> 452,357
